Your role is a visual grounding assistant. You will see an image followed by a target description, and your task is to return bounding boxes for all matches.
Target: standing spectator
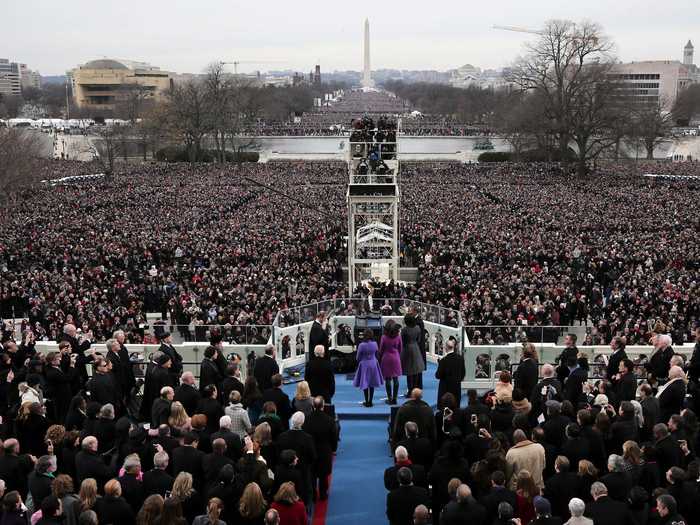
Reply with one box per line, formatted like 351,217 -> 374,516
353,329 -> 384,407
174,372 -> 201,417
308,312 -> 330,360
291,382 -> 313,417
565,498 -> 592,525
136,494 -> 164,525
200,346 -> 224,395
270,482 -> 307,525
506,430 -> 546,490
401,315 -> 425,397
262,375 -> 292,431
143,450 -> 174,497
657,366 -> 687,422
514,344 -> 539,404
157,332 -> 183,379
253,346 -> 279,393
379,321 -> 402,406
93,479 -> 134,523
303,397 -> 337,501
304,347 -> 335,403
225,391 -> 253,439
239,482 -> 267,525
435,339 -> 465,407
440,484 -> 486,525
386,467 -> 430,525
192,497 -> 226,525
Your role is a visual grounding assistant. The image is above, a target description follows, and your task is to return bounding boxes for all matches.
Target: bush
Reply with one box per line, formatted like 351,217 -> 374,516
155,147 -> 259,163
478,151 -> 512,162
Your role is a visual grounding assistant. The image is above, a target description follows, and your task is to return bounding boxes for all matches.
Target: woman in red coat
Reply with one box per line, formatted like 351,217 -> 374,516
270,482 -> 307,525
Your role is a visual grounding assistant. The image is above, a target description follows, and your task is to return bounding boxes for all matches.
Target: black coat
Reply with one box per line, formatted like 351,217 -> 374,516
172,446 -> 206,490
303,409 -> 338,476
174,383 -> 201,417
75,449 -> 113,488
199,358 -> 224,394
607,349 -> 628,381
87,371 -> 120,407
140,365 -> 176,421
480,486 -> 517,524
584,495 -> 636,525
276,429 -> 317,476
117,472 -> 144,510
59,334 -> 93,389
641,397 -> 661,438
151,398 -> 171,428
308,321 -> 330,358
396,436 -> 434,470
530,378 -> 563,418
44,365 -> 76,417
564,367 -> 587,405
0,454 -> 34,498
28,472 -> 53,509
158,343 -> 183,377
610,417 -> 639,454
253,355 -> 279,392
384,463 -> 427,490
656,435 -> 682,475
441,498 -> 486,525
196,397 -> 225,434
615,373 -> 638,404
386,485 -> 430,525
221,376 -> 245,402
646,346 -> 674,380
600,471 -> 630,502
142,468 -> 174,497
544,471 -> 579,519
513,359 -> 539,400
107,348 -> 135,399
210,429 -> 243,461
262,388 -> 293,429
203,452 -> 234,485
658,379 -> 686,422
94,495 -> 135,524
393,399 -> 436,444
436,352 -> 466,404
562,436 -> 592,470
304,358 -> 336,402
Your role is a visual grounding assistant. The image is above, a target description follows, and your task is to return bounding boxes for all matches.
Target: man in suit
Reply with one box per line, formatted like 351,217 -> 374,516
646,333 -> 674,382
254,345 -> 279,392
564,357 -> 587,406
143,449 -> 174,497
87,356 -> 121,410
210,415 -> 244,462
157,332 -> 183,379
613,359 -> 638,403
396,422 -> 434,470
303,397 -> 338,500
151,386 -> 174,428
112,331 -> 136,403
654,423 -> 682,475
640,383 -> 660,440
584,481 -> 636,525
199,345 -> 224,395
171,433 -> 205,491
386,467 -> 430,525
59,323 -> 94,392
174,372 -> 200,417
606,336 -> 628,381
277,412 -> 317,503
657,365 -> 687,422
384,446 -> 427,491
479,471 -> 517,524
75,436 -> 114,488
308,312 -> 330,360
556,333 -> 578,384
440,484 -> 486,525
435,339 -> 465,406
305,346 -> 336,403
262,374 -> 293,430
139,352 -> 177,422
0,439 -> 35,498
514,344 -> 539,400
221,362 -> 245,402
44,349 -> 77,421
393,389 -> 436,446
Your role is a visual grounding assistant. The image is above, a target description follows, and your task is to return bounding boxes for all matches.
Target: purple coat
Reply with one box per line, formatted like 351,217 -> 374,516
353,341 -> 384,389
379,334 -> 402,378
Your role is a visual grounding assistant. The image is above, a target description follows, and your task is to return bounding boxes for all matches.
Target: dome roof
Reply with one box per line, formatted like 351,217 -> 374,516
82,59 -> 128,70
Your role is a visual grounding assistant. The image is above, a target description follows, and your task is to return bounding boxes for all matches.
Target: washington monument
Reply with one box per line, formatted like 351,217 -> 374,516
362,18 -> 374,88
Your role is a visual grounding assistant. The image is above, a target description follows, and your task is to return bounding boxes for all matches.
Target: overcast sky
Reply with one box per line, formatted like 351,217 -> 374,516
6,0 -> 699,76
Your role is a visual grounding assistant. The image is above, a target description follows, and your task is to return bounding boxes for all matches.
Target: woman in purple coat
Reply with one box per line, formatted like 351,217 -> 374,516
379,320 -> 403,405
353,329 -> 384,407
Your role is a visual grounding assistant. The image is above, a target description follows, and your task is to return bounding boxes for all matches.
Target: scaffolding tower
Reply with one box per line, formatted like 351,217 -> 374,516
347,137 -> 400,293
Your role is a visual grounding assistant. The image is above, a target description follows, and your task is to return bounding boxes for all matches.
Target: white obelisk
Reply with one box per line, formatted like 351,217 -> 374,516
362,18 -> 373,88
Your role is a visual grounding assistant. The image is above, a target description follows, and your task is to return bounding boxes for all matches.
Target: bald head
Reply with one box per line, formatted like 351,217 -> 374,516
413,505 -> 430,525
314,345 -> 325,358
669,366 -> 685,380
181,371 -> 195,385
395,446 -> 408,461
542,364 -> 554,378
410,388 -> 422,400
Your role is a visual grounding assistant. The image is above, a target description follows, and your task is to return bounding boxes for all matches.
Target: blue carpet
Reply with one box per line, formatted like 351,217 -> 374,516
325,419 -> 392,525
284,362 -> 440,419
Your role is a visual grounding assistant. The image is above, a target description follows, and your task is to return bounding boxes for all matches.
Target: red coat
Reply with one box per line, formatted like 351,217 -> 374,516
270,501 -> 307,525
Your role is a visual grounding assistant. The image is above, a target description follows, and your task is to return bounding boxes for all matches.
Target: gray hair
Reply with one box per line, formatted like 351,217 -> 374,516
291,411 -> 305,429
112,330 -> 125,340
78,510 -> 99,525
105,338 -> 119,352
542,364 -> 554,378
36,455 -> 56,474
590,481 -> 608,498
219,415 -> 232,430
99,403 -> 115,420
153,451 -> 169,469
658,334 -> 672,347
568,498 -> 585,517
123,454 -> 141,472
395,446 -> 408,461
314,345 -> 325,357
608,454 -> 624,472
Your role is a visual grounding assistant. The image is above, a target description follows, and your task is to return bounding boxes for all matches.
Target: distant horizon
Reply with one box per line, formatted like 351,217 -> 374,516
6,0 -> 698,76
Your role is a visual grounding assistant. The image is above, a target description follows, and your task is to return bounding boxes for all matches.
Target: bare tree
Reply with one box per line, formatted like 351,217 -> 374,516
87,125 -> 125,177
631,98 -> 674,159
164,80 -> 209,162
508,19 -> 616,174
0,128 -> 44,204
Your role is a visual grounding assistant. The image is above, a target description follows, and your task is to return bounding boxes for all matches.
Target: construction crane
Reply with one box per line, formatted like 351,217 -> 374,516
220,60 -> 285,75
492,25 -> 543,35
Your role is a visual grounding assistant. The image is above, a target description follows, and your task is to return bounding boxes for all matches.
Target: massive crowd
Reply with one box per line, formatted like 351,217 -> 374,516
1,159 -> 699,347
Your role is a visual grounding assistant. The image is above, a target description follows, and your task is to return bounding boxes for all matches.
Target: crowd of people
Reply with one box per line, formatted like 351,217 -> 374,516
0,322 -> 339,525
382,326 -> 700,525
1,159 -> 698,347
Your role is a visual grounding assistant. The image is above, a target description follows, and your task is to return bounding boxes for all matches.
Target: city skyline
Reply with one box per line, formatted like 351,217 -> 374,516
6,0 -> 700,76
